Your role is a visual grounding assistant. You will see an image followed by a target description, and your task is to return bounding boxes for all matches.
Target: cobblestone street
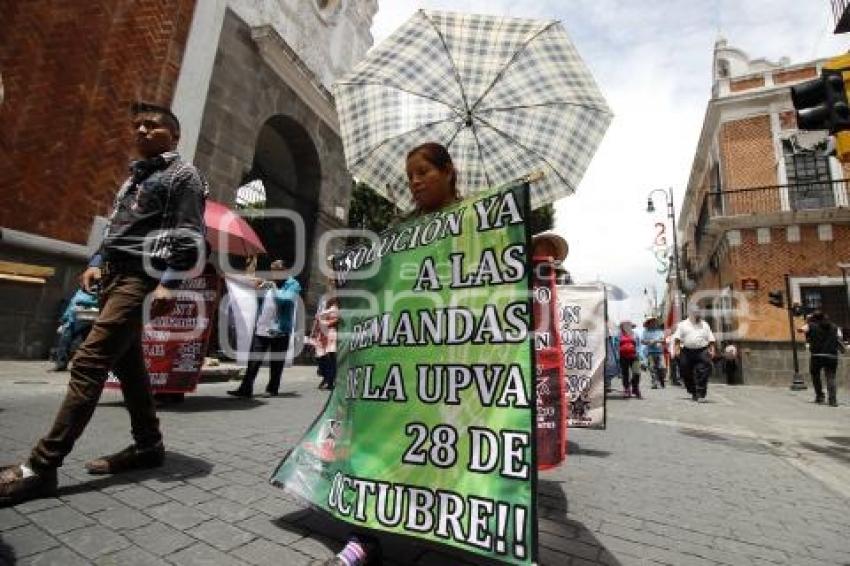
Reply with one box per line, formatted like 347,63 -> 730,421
1,362 -> 849,565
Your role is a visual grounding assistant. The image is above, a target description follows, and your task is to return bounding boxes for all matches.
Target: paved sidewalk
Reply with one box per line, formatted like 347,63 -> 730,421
1,362 -> 849,565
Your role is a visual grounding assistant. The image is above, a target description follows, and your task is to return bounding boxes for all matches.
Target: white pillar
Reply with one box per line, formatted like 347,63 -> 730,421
171,0 -> 228,162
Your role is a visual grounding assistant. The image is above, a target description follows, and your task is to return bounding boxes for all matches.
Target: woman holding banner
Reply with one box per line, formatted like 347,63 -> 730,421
326,142 -> 461,566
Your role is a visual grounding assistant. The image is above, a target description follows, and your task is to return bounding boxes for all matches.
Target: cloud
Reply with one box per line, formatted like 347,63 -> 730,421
370,1 -> 844,322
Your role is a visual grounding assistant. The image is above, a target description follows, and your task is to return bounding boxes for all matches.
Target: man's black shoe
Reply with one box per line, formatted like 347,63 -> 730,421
227,390 -> 252,399
85,443 -> 165,475
815,396 -> 825,404
0,464 -> 58,507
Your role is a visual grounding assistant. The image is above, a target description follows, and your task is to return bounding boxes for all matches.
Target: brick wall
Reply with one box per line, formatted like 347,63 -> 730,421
729,76 -> 765,92
0,1 -> 196,244
773,66 -> 817,85
719,115 -> 777,190
712,225 -> 850,341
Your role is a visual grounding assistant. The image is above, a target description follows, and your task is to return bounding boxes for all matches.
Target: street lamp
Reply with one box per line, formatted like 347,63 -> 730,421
647,188 -> 686,318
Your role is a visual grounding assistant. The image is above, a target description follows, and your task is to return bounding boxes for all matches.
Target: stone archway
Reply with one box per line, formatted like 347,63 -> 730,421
243,115 -> 321,285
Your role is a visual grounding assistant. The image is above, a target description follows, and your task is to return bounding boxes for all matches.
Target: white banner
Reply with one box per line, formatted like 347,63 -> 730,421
557,284 -> 607,429
223,275 -> 300,367
224,275 -> 259,366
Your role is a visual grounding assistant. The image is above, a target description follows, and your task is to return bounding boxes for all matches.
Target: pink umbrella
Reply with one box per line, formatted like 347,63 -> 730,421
204,200 -> 266,257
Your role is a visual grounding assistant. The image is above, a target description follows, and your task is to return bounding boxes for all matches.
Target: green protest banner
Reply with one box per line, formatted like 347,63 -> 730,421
272,182 -> 537,565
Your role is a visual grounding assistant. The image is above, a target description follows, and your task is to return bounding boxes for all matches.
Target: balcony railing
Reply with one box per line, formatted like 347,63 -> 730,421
707,179 -> 850,218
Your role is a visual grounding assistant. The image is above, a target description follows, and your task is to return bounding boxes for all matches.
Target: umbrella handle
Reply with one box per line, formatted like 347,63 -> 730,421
524,170 -> 545,183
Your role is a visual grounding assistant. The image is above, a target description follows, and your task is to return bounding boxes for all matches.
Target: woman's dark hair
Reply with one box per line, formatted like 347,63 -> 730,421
406,142 -> 457,196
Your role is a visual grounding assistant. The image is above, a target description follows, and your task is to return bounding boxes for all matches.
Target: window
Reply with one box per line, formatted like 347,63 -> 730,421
316,0 -> 339,11
717,59 -> 730,79
782,140 -> 834,209
314,0 -> 342,23
710,162 -> 723,215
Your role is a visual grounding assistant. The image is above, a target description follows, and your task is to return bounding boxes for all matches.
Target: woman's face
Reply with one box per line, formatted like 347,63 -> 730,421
406,152 -> 455,212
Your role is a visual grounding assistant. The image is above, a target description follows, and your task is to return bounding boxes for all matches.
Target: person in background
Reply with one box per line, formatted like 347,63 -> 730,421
312,277 -> 340,390
642,316 -> 666,389
722,343 -> 738,385
673,310 -> 716,402
51,287 -> 99,371
228,259 -> 301,398
618,321 -> 641,399
665,329 -> 682,386
802,311 -> 845,406
604,321 -> 620,395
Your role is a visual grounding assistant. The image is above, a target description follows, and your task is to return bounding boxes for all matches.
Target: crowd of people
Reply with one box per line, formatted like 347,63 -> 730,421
604,307 -> 847,408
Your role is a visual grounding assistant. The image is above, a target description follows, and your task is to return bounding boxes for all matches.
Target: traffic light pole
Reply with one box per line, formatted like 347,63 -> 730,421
785,274 -> 807,391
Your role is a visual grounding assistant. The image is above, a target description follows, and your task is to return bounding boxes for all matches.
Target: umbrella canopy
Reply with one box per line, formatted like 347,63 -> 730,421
334,9 -> 612,211
204,200 -> 266,257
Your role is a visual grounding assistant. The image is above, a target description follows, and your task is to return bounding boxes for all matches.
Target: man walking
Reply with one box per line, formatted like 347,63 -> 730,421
642,316 -> 666,388
673,310 -> 716,402
1,102 -> 207,506
804,311 -> 845,406
228,260 -> 301,398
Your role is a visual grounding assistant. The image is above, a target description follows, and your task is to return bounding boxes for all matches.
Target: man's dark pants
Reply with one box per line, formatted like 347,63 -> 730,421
679,347 -> 712,399
235,334 -> 290,395
810,356 -> 838,402
28,272 -> 161,473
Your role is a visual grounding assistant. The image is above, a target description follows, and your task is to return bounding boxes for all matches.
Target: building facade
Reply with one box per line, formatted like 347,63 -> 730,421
676,39 -> 850,386
0,0 -> 378,358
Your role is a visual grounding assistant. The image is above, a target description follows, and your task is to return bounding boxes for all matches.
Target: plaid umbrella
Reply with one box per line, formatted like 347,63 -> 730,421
334,9 -> 612,211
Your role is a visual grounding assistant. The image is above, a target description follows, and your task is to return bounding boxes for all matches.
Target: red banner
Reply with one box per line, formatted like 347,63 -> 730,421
533,260 -> 567,470
107,273 -> 220,394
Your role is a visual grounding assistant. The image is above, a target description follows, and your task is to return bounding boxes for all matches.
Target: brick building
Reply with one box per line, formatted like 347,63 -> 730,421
675,39 -> 850,386
0,1 -> 377,358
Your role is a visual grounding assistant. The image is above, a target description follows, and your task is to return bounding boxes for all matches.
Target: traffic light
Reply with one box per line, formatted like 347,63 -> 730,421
791,54 -> 850,162
791,71 -> 850,132
768,290 -> 784,309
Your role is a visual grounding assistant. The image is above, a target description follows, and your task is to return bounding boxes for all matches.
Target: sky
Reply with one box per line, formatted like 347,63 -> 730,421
369,0 -> 848,322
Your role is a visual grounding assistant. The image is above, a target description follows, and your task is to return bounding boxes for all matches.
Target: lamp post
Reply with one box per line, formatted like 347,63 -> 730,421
647,188 -> 686,318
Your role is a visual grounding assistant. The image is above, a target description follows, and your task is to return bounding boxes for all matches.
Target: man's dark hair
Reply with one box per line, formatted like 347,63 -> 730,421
131,101 -> 180,136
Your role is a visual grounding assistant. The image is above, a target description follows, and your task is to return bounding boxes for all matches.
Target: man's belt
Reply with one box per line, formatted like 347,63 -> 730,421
102,260 -> 148,276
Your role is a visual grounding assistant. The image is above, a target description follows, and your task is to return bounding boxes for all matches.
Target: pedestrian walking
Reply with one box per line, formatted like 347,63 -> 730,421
722,343 -> 739,385
1,102 -> 207,507
665,329 -> 682,386
673,311 -> 716,402
228,260 -> 301,398
802,311 -> 845,406
311,277 -> 339,390
642,316 -> 666,388
604,323 -> 620,394
618,321 -> 641,398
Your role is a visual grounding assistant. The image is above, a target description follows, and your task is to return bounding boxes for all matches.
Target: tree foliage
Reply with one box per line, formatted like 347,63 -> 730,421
528,203 -> 555,234
347,182 -> 400,234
